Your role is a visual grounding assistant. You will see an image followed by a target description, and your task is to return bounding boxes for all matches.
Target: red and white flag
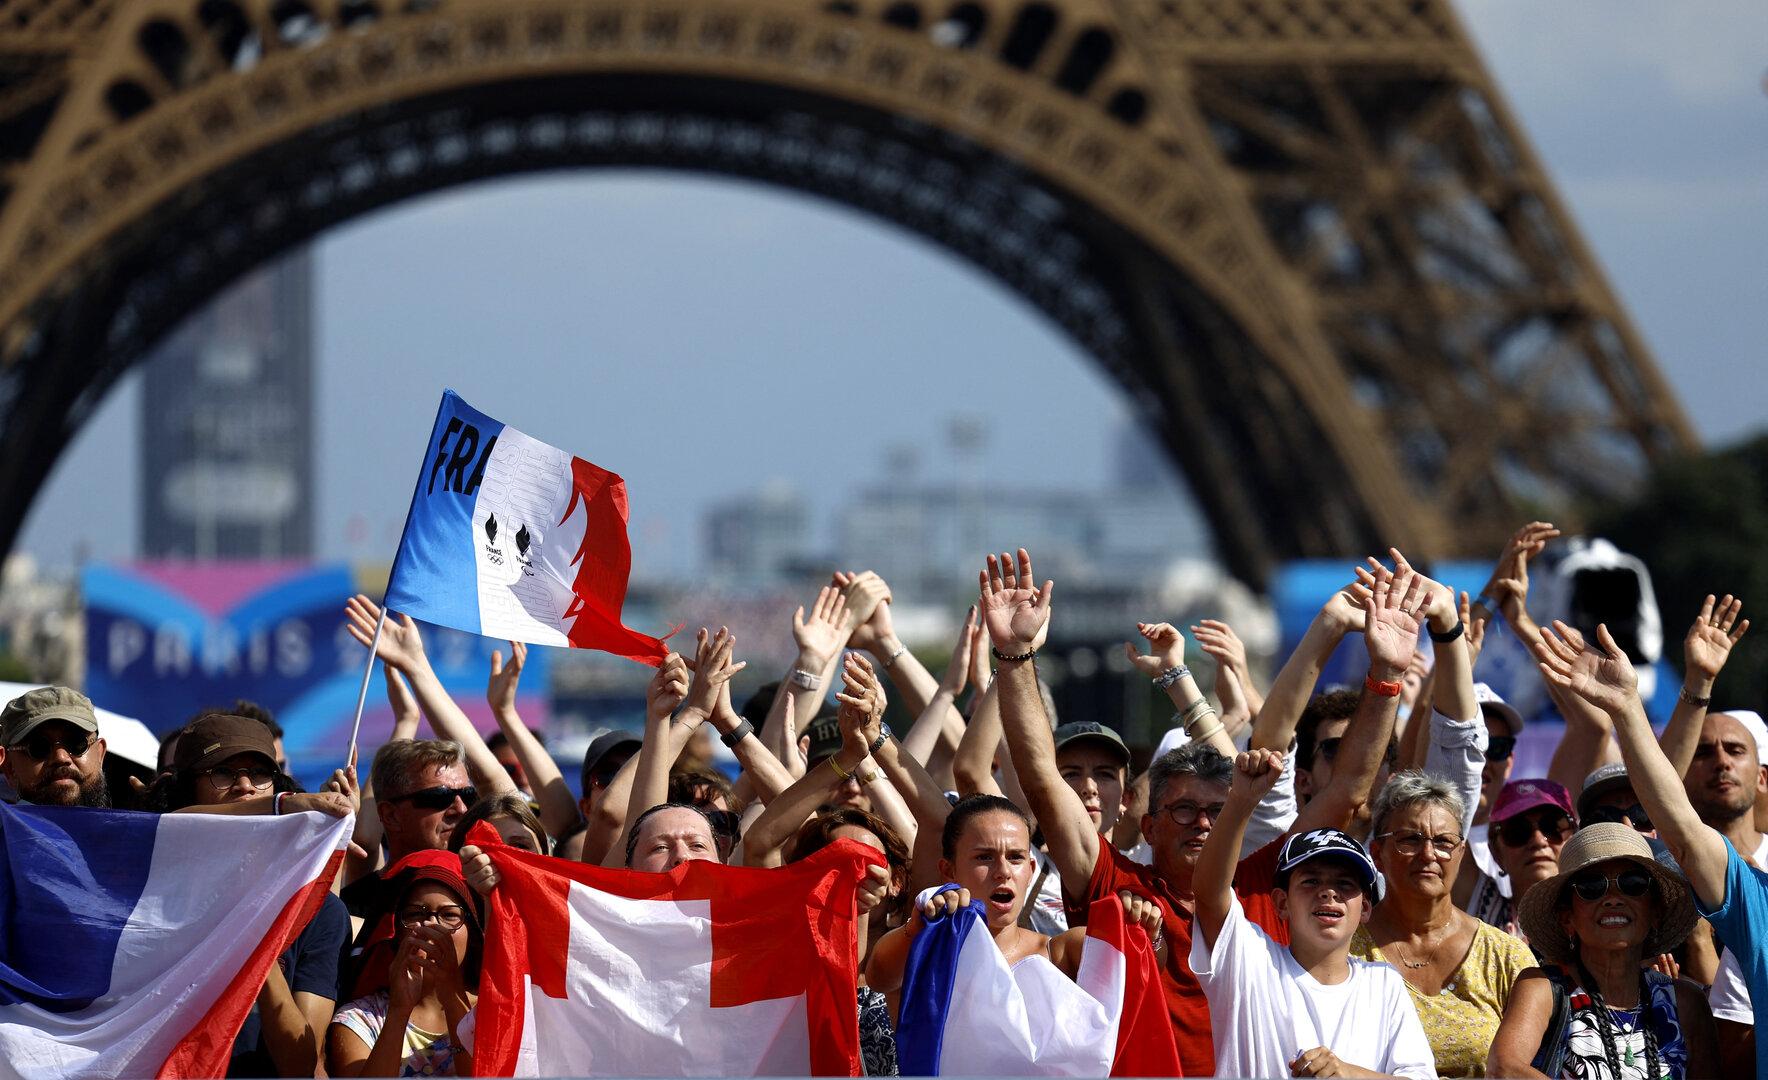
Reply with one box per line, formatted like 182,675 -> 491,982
468,825 -> 884,1077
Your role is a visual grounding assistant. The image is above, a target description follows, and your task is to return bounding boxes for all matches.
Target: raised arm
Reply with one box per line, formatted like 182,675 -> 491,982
609,630 -> 743,867
1195,748 -> 1283,949
1250,586 -> 1363,752
775,586 -> 852,777
1125,622 -> 1235,758
982,549 -> 1101,895
709,678 -> 794,804
344,595 -> 516,799
843,572 -> 962,759
1292,563 -> 1418,835
1191,618 -> 1265,724
901,606 -> 978,766
951,668 -> 1005,798
487,641 -> 578,840
847,653 -> 956,894
741,662 -> 879,869
581,654 -> 688,864
1474,521 -> 1559,653
1534,621 -> 1731,909
1661,594 -> 1749,774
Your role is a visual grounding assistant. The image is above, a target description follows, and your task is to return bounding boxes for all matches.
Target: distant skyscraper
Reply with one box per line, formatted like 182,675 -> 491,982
139,251 -> 314,559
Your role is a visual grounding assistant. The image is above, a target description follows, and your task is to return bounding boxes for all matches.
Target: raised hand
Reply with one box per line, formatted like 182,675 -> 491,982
836,652 -> 886,754
1492,521 -> 1559,618
387,934 -> 430,1014
344,594 -> 426,673
791,585 -> 850,672
978,549 -> 1053,653
487,640 -> 527,715
856,863 -> 892,914
1460,590 -> 1489,666
1320,582 -> 1368,636
1190,619 -> 1248,680
1684,594 -> 1748,682
1363,564 -> 1426,677
1535,620 -> 1639,715
683,628 -> 746,719
384,665 -> 420,732
1123,621 -> 1186,678
837,572 -> 895,654
459,843 -> 500,895
1384,548 -> 1454,631
966,609 -> 991,694
940,606 -> 980,697
323,763 -> 361,816
1230,748 -> 1284,800
912,886 -> 972,933
646,652 -> 691,723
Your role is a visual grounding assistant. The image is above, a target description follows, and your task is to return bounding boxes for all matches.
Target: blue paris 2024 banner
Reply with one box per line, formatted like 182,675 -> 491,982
82,562 -> 547,787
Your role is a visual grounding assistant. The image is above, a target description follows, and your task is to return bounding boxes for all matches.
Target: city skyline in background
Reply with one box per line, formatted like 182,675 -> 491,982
11,0 -> 1766,585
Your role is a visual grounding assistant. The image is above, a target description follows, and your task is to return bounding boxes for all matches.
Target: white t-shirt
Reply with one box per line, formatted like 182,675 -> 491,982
1188,896 -> 1436,1080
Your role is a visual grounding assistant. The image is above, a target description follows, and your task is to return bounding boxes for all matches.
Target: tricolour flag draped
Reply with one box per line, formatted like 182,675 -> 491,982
469,824 -> 883,1077
385,389 -> 668,664
896,889 -> 1182,1077
0,801 -> 350,1079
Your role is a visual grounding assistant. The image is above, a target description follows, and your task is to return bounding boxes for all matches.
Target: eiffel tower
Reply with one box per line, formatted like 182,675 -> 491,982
0,0 -> 1692,584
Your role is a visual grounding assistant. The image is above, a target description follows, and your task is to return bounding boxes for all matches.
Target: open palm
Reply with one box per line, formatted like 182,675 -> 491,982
1684,594 -> 1748,680
1537,621 -> 1637,714
978,549 -> 1051,651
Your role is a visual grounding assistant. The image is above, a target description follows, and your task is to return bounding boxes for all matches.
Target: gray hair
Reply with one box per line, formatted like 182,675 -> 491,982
370,737 -> 465,801
1370,770 -> 1465,839
1147,742 -> 1232,806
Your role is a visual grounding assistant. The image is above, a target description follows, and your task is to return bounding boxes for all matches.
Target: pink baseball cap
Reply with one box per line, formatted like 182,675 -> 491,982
1491,778 -> 1574,824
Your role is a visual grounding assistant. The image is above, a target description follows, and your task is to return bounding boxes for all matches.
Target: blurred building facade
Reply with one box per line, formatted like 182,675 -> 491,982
138,251 -> 315,560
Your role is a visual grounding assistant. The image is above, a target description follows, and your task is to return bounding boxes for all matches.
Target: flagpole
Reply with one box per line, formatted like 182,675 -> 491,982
344,604 -> 387,770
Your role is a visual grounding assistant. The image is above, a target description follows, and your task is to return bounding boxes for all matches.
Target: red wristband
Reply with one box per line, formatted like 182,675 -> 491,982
1364,673 -> 1404,698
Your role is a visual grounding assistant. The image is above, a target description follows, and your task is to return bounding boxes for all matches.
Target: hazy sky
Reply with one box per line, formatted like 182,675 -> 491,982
17,0 -> 1767,580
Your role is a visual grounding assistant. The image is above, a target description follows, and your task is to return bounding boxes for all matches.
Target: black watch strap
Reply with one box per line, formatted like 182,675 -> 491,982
720,719 -> 755,749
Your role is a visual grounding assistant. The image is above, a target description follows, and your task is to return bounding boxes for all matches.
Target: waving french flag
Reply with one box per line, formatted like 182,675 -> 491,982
469,825 -> 883,1076
895,891 -> 1181,1077
0,801 -> 350,1079
385,390 -> 668,664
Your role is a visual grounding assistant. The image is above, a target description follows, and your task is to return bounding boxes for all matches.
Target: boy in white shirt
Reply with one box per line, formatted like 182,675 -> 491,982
1191,746 -> 1435,1079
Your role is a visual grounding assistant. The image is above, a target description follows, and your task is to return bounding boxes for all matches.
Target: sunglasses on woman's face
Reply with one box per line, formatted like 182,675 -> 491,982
1484,735 -> 1516,762
1496,810 -> 1574,848
1568,867 -> 1653,903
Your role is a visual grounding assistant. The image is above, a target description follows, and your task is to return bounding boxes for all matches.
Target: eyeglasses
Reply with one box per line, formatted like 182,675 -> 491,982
19,731 -> 93,761
203,765 -> 277,790
1586,804 -> 1653,832
1376,830 -> 1465,857
397,905 -> 467,930
1484,736 -> 1516,762
707,808 -> 741,841
391,785 -> 477,811
1568,867 -> 1653,903
1157,800 -> 1226,826
1497,810 -> 1574,848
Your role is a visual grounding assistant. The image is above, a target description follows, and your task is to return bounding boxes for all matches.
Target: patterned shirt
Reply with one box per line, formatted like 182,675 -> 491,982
1351,920 -> 1535,1077
332,991 -> 459,1077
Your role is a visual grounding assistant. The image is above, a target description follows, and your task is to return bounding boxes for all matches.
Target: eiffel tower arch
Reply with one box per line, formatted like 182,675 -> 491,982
0,0 -> 1693,584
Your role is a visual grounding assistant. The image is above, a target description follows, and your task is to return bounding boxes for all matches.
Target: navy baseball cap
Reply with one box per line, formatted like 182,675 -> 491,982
1275,828 -> 1379,894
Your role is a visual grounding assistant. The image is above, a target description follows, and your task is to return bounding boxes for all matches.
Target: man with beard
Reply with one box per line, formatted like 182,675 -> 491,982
0,686 -> 109,807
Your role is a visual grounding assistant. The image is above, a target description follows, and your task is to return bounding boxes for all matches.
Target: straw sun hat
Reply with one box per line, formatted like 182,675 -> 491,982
1517,822 -> 1698,966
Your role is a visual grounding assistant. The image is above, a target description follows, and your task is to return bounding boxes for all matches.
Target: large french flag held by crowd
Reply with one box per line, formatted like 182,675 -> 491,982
0,801 -> 350,1079
468,824 -> 883,1076
896,890 -> 1182,1076
385,389 -> 669,665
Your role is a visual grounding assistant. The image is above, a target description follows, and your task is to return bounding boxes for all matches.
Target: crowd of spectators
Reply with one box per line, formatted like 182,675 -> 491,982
1,522 -> 1763,1079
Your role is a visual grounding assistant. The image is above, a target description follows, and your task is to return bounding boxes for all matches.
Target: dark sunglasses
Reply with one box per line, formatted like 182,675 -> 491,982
1568,867 -> 1653,903
1497,810 -> 1574,848
1586,804 -> 1653,832
1484,735 -> 1516,762
392,784 -> 477,811
707,809 -> 741,841
20,731 -> 93,761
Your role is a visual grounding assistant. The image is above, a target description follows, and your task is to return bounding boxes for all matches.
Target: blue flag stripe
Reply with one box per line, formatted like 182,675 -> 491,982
384,389 -> 503,632
894,895 -> 985,1076
0,802 -> 160,1011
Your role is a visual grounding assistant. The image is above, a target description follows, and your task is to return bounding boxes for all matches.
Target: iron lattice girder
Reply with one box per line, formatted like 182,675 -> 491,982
0,0 -> 1692,586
